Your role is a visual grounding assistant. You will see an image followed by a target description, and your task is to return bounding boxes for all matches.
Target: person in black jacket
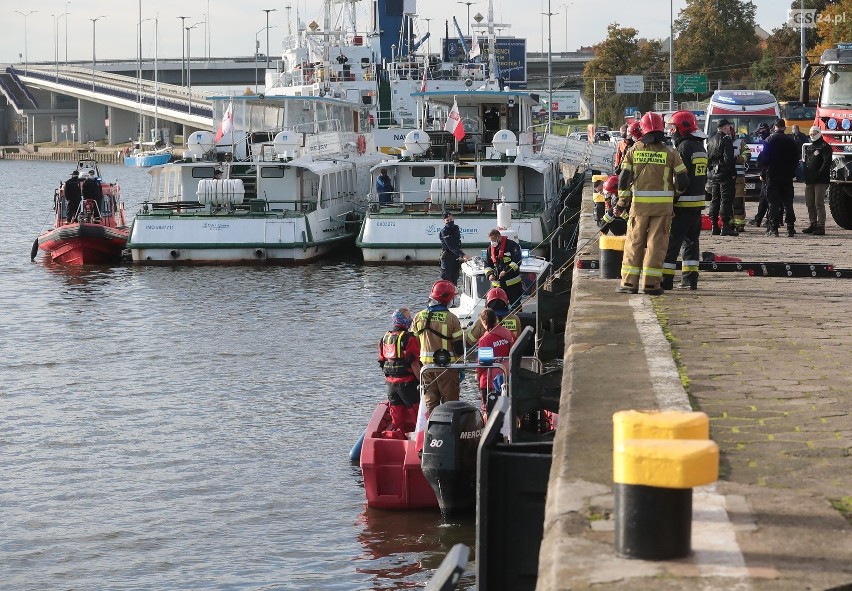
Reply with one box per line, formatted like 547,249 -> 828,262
705,119 -> 738,235
748,123 -> 773,227
63,170 -> 82,223
438,212 -> 470,285
758,119 -> 800,237
802,125 -> 832,235
484,229 -> 523,307
662,111 -> 707,290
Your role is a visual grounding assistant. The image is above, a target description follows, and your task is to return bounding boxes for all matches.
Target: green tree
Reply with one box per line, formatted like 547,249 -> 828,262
583,24 -> 667,127
815,0 -> 852,54
673,0 -> 760,86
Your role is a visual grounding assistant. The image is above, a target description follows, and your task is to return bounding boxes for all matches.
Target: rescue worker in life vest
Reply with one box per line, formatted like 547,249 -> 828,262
464,287 -> 522,347
412,280 -> 464,415
484,228 -> 523,308
378,308 -> 422,438
662,111 -> 708,291
614,111 -> 689,295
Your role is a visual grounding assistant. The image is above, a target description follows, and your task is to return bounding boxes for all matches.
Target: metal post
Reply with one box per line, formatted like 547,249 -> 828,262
64,3 -> 71,65
456,2 -> 474,36
90,15 -> 107,92
207,0 -> 211,63
263,9 -> 277,71
187,22 -> 203,116
15,11 -> 37,75
669,0 -> 675,110
546,0 -> 553,131
800,0 -> 806,84
178,16 -> 188,87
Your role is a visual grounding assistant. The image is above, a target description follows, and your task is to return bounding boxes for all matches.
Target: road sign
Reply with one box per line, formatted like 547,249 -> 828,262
624,106 -> 639,116
615,75 -> 644,94
675,74 -> 708,94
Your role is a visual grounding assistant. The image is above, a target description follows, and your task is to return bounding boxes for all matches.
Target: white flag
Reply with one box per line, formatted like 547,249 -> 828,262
215,101 -> 234,142
469,29 -> 481,59
444,99 -> 465,141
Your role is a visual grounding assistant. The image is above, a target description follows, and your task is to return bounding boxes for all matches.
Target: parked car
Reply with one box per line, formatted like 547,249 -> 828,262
568,132 -> 589,142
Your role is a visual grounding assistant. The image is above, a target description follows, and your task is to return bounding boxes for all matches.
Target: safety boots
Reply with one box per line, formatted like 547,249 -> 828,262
661,275 -> 674,290
812,226 -> 826,235
677,272 -> 699,290
720,220 -> 739,236
787,224 -> 796,237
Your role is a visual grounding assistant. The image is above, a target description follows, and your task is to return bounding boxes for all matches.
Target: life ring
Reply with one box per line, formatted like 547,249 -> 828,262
356,134 -> 367,155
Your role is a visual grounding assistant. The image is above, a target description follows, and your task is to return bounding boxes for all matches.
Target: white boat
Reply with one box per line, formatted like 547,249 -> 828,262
356,90 -> 563,263
127,95 -> 382,264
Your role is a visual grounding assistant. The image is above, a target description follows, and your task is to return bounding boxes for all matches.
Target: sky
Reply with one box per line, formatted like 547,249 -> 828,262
1,0 -> 790,66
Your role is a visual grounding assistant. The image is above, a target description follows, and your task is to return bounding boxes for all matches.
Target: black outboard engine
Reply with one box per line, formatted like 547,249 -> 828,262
421,400 -> 484,518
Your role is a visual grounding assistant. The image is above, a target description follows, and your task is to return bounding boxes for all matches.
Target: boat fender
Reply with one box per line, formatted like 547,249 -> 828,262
30,238 -> 39,261
349,430 -> 366,464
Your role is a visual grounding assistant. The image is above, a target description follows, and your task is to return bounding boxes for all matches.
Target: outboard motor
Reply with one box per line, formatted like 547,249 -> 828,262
421,400 -> 484,518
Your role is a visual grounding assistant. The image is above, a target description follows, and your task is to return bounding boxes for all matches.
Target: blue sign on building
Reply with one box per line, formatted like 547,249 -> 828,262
625,106 -> 639,116
442,37 -> 528,88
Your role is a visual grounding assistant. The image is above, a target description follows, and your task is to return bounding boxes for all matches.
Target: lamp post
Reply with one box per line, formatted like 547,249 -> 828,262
186,22 -> 203,115
14,10 -> 37,75
562,3 -> 570,53
423,18 -> 432,55
542,0 -> 555,130
53,13 -> 70,80
178,16 -> 189,87
669,0 -> 675,110
456,2 -> 474,36
64,3 -> 71,65
90,15 -> 107,92
255,25 -> 277,93
263,9 -> 277,70
206,0 -> 211,63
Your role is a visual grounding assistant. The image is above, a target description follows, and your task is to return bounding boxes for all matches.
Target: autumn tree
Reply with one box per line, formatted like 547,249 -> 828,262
673,0 -> 760,86
583,24 -> 667,127
814,0 -> 852,54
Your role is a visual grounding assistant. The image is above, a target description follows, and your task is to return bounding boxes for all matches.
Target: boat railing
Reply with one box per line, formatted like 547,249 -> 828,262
367,192 -> 536,214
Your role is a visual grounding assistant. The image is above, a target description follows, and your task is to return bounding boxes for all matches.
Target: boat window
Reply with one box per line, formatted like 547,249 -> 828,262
261,167 -> 288,178
192,167 -> 216,179
409,166 -> 436,178
481,166 -> 507,179
476,275 -> 490,298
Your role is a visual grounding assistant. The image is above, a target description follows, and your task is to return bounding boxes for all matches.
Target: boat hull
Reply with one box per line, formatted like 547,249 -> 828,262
360,401 -> 438,510
37,223 -> 129,265
124,152 -> 172,167
357,213 -> 550,263
128,212 -> 355,264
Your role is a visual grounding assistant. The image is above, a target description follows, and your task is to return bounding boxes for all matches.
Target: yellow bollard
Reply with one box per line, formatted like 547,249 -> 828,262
599,235 -> 626,279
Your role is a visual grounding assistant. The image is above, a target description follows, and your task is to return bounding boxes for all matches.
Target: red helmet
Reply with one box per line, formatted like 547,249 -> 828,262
640,112 -> 665,135
603,175 -> 619,194
430,279 -> 456,304
627,121 -> 643,140
485,287 -> 509,307
668,110 -> 699,136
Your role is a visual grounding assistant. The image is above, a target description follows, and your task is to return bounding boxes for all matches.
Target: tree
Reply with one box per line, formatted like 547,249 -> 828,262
814,0 -> 852,54
674,0 -> 760,86
582,24 -> 667,127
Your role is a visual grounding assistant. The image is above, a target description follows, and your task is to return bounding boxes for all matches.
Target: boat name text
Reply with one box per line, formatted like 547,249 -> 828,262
202,222 -> 231,231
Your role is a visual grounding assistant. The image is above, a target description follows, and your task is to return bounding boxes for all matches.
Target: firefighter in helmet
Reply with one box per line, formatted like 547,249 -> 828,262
729,126 -> 751,233
465,287 -> 523,346
412,280 -> 464,415
615,121 -> 642,173
662,110 -> 708,291
484,229 -> 524,308
614,112 -> 689,295
378,309 -> 422,437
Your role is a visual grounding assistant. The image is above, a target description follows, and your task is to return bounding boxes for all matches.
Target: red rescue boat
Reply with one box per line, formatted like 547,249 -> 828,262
34,160 -> 128,265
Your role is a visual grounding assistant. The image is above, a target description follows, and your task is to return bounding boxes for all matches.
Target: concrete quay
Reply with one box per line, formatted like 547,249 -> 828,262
537,184 -> 852,590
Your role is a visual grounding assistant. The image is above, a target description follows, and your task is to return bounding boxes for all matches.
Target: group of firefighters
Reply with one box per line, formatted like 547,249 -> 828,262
376,222 -> 528,438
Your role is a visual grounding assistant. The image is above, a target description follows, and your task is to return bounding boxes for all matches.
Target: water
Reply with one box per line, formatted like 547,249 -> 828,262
0,160 -> 476,590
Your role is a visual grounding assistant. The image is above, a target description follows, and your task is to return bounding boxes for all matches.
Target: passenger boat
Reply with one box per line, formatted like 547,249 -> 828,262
34,160 -> 128,265
356,90 -> 563,263
127,95 -> 382,264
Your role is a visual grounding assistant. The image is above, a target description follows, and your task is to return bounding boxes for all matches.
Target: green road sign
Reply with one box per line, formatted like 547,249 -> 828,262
675,74 -> 708,94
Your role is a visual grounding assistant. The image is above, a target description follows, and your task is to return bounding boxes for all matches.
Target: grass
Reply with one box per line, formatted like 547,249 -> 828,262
651,298 -> 692,392
829,496 -> 852,524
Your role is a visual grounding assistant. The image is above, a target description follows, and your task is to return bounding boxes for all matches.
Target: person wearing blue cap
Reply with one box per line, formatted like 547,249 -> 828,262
377,308 -> 422,438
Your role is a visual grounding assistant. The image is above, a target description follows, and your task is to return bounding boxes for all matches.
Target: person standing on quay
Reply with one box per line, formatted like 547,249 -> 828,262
759,119 -> 800,237
705,119 -> 739,236
802,125 -> 831,235
614,112 -> 689,295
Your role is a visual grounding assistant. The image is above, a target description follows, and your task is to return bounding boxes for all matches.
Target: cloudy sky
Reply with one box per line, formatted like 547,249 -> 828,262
1,0 -> 791,65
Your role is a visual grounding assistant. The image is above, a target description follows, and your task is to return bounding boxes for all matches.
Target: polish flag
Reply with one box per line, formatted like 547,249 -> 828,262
215,101 -> 234,143
444,99 -> 465,141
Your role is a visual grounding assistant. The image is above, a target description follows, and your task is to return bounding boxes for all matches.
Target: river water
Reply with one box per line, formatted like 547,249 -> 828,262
0,159 -> 476,590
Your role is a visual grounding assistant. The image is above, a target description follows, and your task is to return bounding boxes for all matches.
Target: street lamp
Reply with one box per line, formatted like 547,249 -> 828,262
562,3 -> 570,53
178,16 -> 189,87
457,2 -> 474,36
669,0 -> 675,109
423,18 -> 432,55
53,13 -> 70,80
186,21 -> 203,115
255,25 -> 277,93
14,10 -> 37,75
263,9 -> 277,70
542,0 -> 556,130
64,3 -> 71,65
90,15 -> 107,92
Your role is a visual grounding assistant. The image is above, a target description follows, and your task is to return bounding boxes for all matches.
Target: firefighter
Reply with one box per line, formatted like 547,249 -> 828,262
706,118 -> 739,236
600,175 -> 627,235
615,121 -> 642,173
465,287 -> 523,346
614,112 -> 689,295
592,174 -> 608,226
412,280 -> 464,415
377,309 -> 422,437
730,127 -> 751,233
484,228 -> 524,308
662,111 -> 707,291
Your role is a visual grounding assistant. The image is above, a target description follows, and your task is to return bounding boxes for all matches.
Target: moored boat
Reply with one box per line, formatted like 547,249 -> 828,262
127,95 -> 382,265
124,143 -> 173,167
34,160 -> 128,265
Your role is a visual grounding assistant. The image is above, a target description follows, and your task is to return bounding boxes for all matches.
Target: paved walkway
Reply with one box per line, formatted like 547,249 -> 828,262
537,184 -> 852,590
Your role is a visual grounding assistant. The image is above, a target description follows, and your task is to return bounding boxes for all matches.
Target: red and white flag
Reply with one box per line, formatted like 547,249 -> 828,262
444,99 -> 465,141
420,66 -> 428,93
215,101 -> 234,142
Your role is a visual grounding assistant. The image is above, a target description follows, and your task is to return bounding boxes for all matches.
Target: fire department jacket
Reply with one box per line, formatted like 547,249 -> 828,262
673,134 -> 708,209
617,136 -> 689,215
412,305 -> 464,363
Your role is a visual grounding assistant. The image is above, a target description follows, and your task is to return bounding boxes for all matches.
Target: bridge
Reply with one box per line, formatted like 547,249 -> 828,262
0,52 -> 591,146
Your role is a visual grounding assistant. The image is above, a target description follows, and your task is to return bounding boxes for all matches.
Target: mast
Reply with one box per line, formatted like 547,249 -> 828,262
154,18 -> 159,135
